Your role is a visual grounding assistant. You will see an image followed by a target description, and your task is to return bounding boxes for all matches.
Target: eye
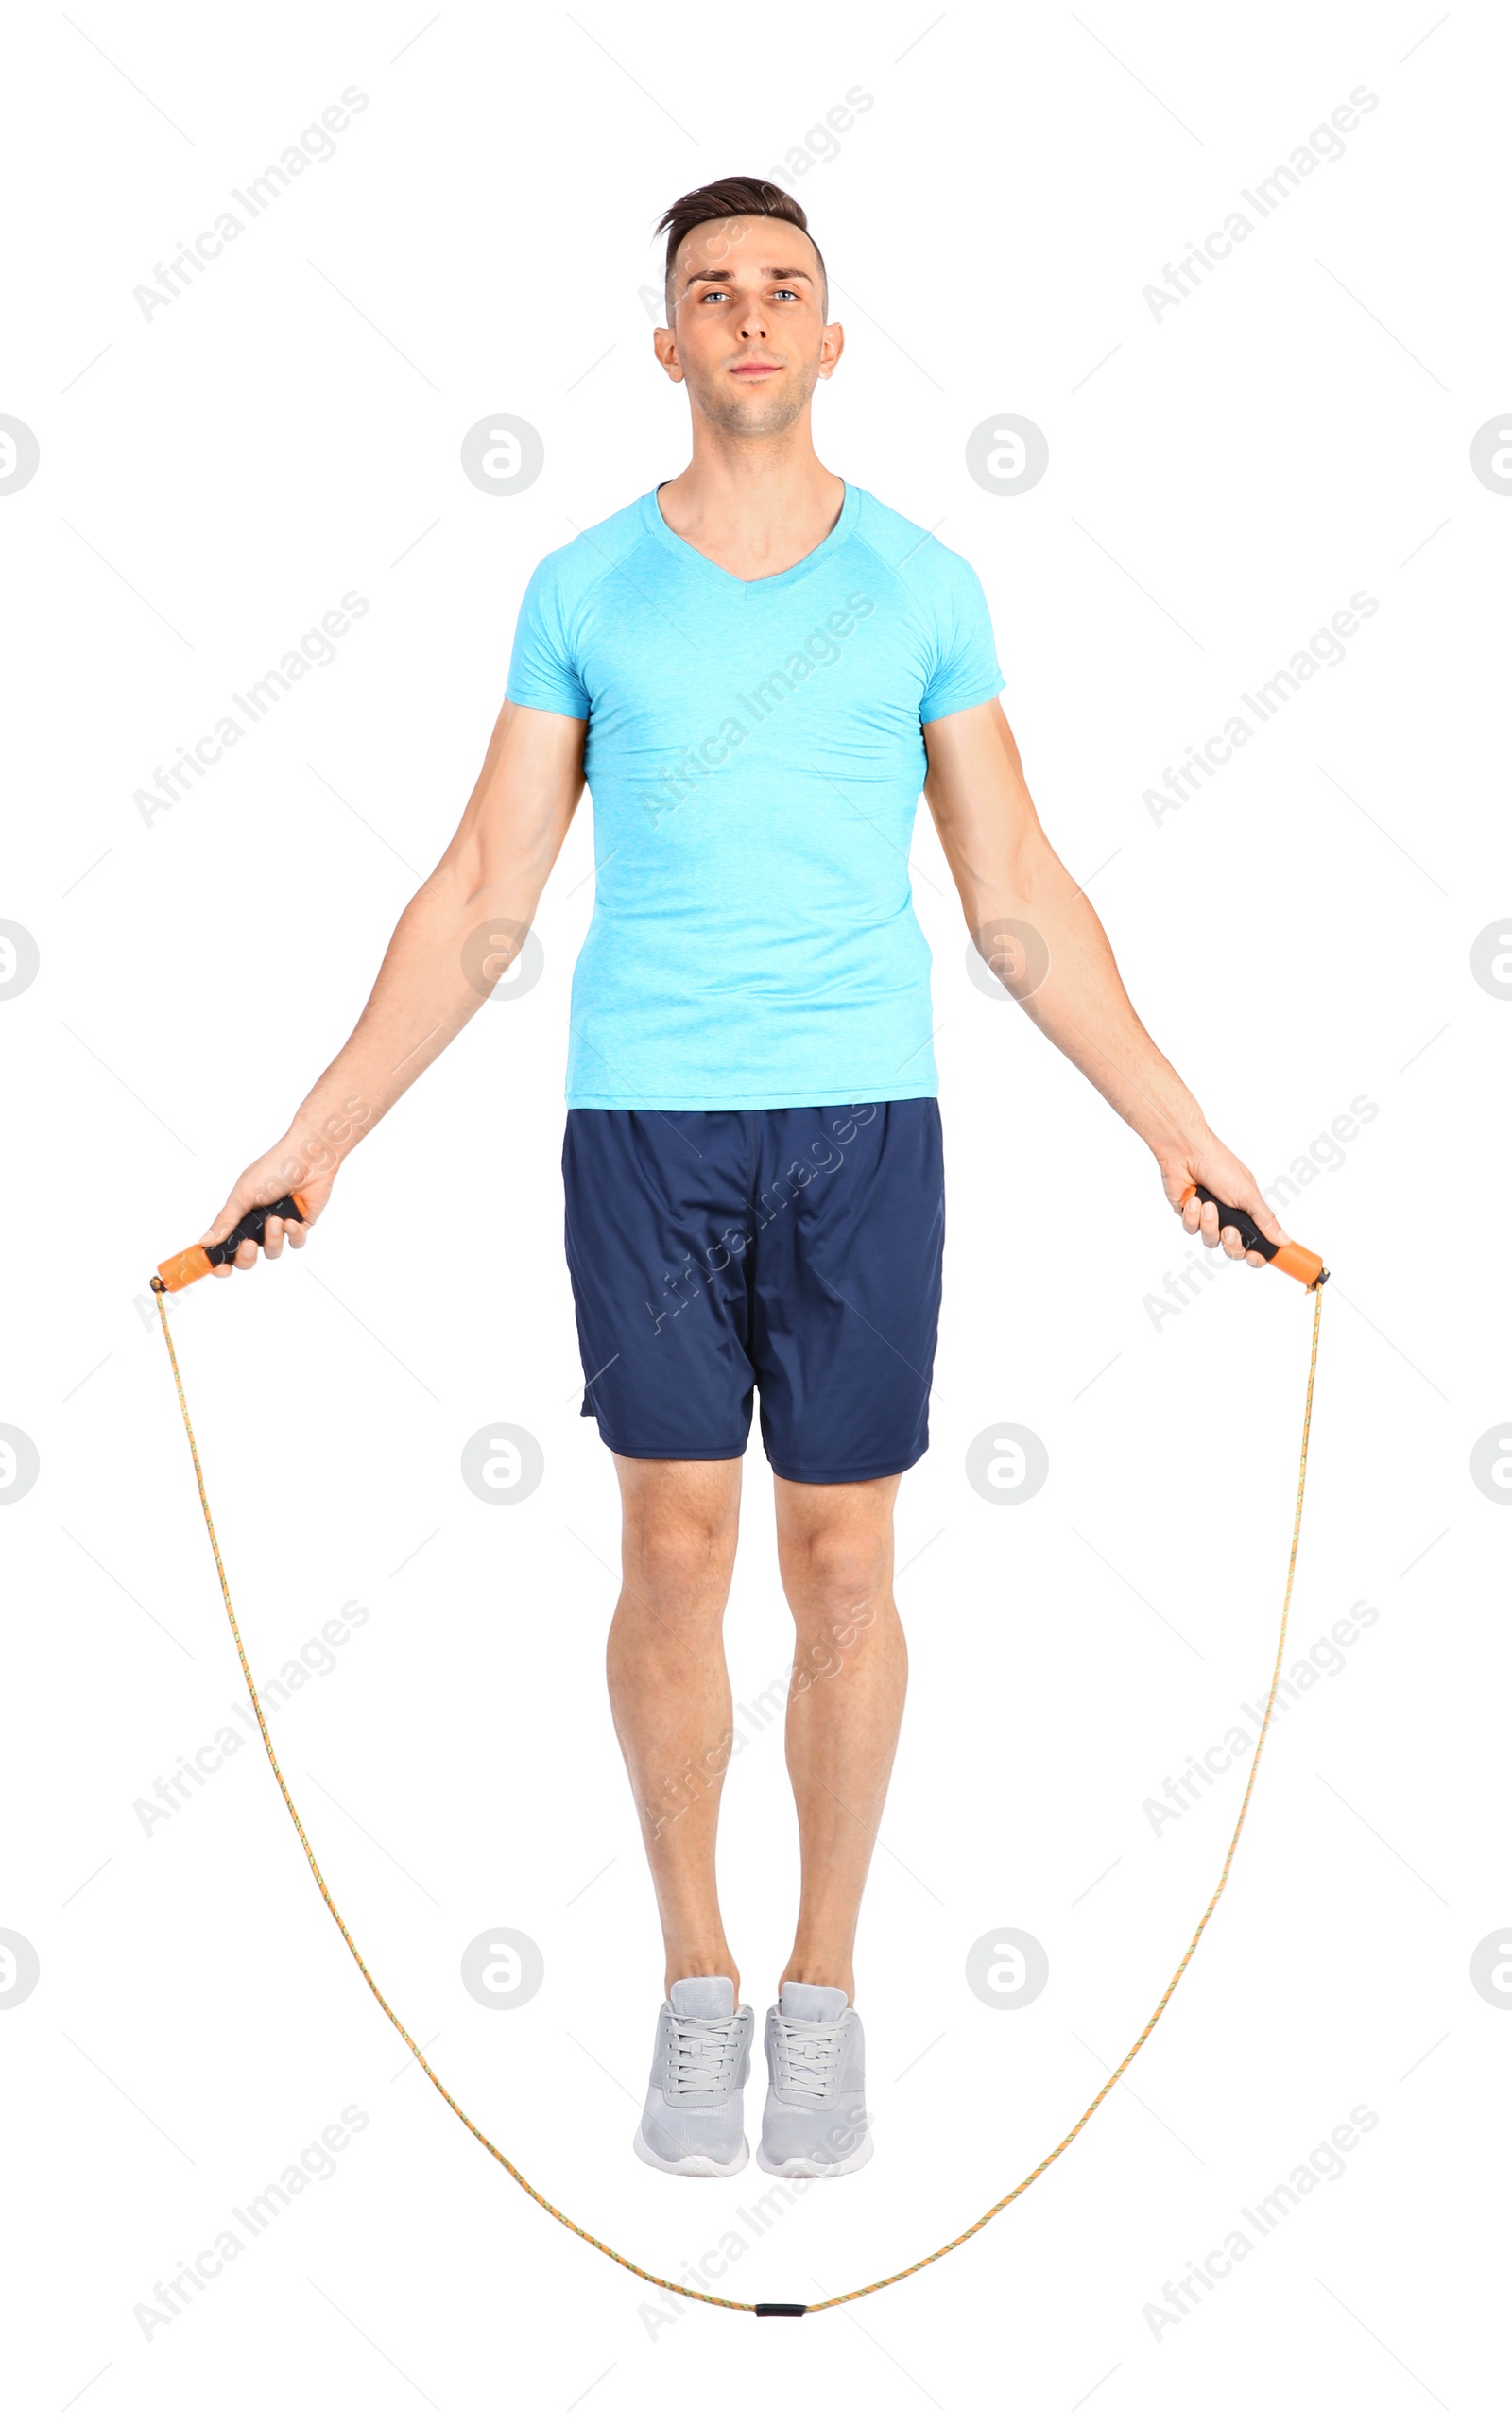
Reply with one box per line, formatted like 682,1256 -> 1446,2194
699,286 -> 730,303
772,287 -> 800,301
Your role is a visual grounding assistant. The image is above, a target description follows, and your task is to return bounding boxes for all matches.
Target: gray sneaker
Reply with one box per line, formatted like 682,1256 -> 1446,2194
633,1976 -> 754,2176
757,1981 -> 873,2177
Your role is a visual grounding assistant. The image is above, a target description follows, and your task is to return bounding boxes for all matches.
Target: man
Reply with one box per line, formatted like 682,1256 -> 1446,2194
200,176 -> 1291,2181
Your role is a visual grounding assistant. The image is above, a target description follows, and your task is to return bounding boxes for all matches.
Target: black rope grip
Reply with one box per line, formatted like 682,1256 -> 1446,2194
1189,1183 -> 1276,1261
206,1196 -> 306,1268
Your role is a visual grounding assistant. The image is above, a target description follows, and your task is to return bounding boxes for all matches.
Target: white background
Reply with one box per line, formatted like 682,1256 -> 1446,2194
3,2 -> 1506,2417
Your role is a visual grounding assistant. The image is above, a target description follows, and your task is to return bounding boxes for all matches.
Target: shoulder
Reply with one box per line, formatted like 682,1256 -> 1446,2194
519,494 -> 651,614
850,488 -> 989,612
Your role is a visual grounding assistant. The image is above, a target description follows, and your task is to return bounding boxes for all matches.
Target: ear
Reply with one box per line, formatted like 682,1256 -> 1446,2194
652,325 -> 684,384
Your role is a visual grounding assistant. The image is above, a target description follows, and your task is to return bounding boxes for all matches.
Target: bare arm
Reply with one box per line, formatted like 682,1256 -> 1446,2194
922,697 -> 1289,1264
202,698 -> 587,1272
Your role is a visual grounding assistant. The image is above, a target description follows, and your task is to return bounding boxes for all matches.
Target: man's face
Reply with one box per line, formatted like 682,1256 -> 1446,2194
655,215 -> 842,435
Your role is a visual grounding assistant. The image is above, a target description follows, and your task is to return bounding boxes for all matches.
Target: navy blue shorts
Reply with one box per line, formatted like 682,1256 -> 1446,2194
561,1101 -> 944,1485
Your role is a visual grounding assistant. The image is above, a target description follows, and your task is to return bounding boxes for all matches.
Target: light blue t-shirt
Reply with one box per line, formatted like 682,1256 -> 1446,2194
505,481 -> 1005,1110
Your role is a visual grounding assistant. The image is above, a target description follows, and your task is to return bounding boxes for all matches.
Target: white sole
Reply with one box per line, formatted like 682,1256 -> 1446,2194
756,2130 -> 874,2178
633,2124 -> 749,2177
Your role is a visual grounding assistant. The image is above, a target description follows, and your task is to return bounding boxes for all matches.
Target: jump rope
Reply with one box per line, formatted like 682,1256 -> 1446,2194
151,1183 -> 1326,2318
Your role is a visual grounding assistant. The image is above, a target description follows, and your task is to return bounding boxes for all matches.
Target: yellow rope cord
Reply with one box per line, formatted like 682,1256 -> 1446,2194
152,1274 -> 1322,2316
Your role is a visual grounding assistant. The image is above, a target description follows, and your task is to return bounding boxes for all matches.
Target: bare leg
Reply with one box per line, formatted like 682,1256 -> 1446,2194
772,1472 -> 909,2004
605,1454 -> 745,2001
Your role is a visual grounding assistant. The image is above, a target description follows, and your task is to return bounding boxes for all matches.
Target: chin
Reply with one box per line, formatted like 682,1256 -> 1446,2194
711,387 -> 803,437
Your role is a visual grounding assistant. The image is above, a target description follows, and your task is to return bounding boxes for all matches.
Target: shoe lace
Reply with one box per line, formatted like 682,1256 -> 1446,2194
669,2010 -> 742,2094
772,2012 -> 844,2098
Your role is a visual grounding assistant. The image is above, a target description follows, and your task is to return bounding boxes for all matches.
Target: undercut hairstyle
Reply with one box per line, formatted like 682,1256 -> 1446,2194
655,178 -> 828,323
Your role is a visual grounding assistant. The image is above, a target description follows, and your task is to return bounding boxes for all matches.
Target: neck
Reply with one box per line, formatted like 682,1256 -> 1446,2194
657,422 -> 845,580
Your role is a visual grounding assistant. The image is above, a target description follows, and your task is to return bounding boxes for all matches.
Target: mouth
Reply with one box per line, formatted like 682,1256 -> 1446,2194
728,360 -> 782,379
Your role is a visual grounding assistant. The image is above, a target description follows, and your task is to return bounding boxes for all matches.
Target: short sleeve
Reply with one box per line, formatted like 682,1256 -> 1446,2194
919,549 -> 1005,725
505,549 -> 591,719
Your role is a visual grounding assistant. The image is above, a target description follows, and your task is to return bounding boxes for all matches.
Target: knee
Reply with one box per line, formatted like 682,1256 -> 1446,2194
782,1523 -> 889,1619
623,1512 -> 736,1611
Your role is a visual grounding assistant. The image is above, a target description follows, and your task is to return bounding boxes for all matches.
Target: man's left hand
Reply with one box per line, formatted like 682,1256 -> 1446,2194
1160,1137 -> 1290,1267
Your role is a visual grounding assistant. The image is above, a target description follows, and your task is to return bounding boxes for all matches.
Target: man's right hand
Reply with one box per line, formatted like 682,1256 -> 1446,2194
200,1144 -> 337,1276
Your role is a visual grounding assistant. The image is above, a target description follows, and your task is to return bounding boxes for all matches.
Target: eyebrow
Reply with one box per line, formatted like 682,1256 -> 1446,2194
683,265 -> 814,287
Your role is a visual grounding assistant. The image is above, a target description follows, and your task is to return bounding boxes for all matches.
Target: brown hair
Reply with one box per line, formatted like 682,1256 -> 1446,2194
654,178 -> 828,323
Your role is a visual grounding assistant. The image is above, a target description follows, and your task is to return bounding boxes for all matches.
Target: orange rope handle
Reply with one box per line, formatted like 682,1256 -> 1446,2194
152,1276 -> 1322,2315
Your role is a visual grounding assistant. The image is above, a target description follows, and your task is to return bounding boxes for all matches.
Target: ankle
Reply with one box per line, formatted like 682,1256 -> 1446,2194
779,1956 -> 855,2004
664,1956 -> 741,2003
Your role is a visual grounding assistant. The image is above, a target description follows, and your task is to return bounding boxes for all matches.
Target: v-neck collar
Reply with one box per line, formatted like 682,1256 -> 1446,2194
641,480 -> 861,595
